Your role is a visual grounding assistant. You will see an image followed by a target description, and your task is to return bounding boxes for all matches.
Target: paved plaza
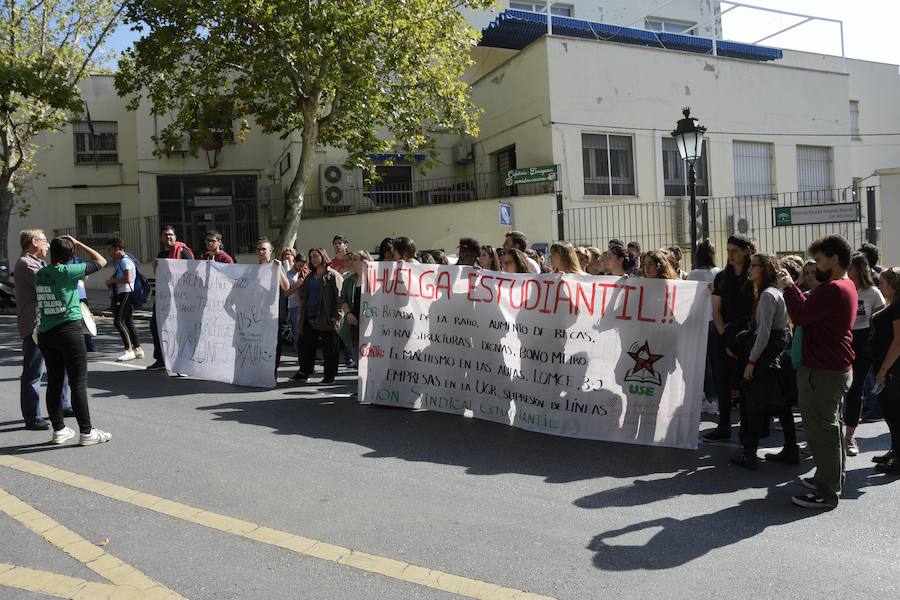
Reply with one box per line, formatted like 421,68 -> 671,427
1,314 -> 898,599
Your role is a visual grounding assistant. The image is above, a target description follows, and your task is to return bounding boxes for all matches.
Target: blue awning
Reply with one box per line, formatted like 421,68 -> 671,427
479,10 -> 783,62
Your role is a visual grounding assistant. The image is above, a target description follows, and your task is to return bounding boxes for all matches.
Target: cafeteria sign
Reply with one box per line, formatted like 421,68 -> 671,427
773,202 -> 860,227
505,165 -> 558,187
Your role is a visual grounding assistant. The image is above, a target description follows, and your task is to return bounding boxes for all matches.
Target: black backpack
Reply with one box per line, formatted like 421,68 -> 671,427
132,270 -> 152,308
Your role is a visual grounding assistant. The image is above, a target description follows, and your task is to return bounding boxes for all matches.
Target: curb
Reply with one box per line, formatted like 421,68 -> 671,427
93,310 -> 152,322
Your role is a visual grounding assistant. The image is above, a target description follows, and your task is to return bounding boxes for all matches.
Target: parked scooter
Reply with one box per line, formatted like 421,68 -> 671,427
0,265 -> 16,312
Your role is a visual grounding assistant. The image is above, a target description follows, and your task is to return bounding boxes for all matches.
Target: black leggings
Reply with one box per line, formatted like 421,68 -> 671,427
301,322 -> 339,380
38,321 -> 92,434
844,328 -> 871,428
716,346 -> 741,431
113,292 -> 141,350
879,383 -> 900,451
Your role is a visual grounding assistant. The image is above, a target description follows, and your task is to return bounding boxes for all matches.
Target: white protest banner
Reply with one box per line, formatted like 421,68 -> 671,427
358,264 -> 710,449
155,260 -> 280,388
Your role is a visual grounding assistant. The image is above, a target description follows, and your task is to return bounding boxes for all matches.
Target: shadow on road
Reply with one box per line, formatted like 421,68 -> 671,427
585,487 -> 816,570
578,459 -> 898,570
196,394 -> 700,483
86,368 -> 257,399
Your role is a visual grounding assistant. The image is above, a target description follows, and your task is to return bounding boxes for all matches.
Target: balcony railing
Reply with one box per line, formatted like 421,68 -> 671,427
302,171 -> 558,217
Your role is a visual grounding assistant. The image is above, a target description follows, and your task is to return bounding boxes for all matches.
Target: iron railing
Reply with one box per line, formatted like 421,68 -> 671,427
557,186 -> 880,262
301,171 -> 557,217
52,171 -> 557,257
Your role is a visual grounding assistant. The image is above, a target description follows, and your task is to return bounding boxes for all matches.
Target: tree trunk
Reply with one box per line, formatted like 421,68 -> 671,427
278,106 -> 320,250
0,173 -> 14,271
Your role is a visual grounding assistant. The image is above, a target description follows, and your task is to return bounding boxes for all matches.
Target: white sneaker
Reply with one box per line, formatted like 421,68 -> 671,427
79,429 -> 112,446
134,348 -> 145,359
116,350 -> 136,362
51,426 -> 76,445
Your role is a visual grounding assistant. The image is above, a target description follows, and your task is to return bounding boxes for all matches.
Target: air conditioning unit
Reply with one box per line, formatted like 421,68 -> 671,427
672,199 -> 690,246
673,198 -> 709,246
262,184 -> 284,225
728,211 -> 754,237
453,143 -> 473,164
319,164 -> 362,210
153,110 -> 190,153
157,132 -> 190,154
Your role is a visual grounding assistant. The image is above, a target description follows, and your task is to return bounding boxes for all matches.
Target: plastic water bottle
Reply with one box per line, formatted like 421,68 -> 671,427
873,383 -> 886,395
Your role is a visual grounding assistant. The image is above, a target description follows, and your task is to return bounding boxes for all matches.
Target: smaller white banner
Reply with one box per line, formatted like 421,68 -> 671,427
155,260 -> 280,388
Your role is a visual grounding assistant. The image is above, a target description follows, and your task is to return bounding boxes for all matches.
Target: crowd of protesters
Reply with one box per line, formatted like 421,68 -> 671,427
10,224 -> 900,510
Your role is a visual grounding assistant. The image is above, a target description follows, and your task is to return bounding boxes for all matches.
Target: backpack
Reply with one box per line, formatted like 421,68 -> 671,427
132,269 -> 151,308
123,253 -> 152,308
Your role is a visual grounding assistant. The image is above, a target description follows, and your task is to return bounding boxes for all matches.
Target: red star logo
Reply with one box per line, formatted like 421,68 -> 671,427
627,341 -> 664,376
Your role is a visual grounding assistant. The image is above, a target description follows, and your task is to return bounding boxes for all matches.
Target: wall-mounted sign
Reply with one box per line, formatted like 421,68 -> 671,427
505,164 -> 558,187
279,153 -> 291,176
499,202 -> 513,226
773,202 -> 860,227
192,195 -> 233,208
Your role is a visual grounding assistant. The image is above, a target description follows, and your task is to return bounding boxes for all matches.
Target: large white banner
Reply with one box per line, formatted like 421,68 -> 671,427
155,260 -> 280,388
359,264 -> 710,449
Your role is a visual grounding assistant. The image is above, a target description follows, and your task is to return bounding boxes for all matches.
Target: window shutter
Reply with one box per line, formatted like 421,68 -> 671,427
796,145 -> 832,202
732,141 -> 773,199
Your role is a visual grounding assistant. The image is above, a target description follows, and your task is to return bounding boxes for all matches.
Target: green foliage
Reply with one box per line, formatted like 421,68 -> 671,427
0,0 -> 124,262
116,0 -> 495,227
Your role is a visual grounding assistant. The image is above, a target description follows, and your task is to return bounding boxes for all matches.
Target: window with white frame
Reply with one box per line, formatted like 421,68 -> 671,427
582,133 -> 635,196
73,121 -> 118,163
732,141 -> 774,198
508,2 -> 573,16
75,204 -> 121,249
645,18 -> 696,34
850,100 -> 861,140
662,137 -> 710,197
796,145 -> 833,201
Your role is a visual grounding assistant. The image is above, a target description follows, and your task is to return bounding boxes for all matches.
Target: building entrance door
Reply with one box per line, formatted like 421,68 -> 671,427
190,208 -> 236,258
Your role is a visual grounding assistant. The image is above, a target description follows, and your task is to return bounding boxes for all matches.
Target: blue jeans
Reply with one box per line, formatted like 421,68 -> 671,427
21,335 -> 70,424
289,307 -> 301,358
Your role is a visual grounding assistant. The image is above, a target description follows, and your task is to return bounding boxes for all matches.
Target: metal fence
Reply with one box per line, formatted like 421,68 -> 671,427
55,216 -> 161,263
557,186 -> 881,261
301,171 -> 557,217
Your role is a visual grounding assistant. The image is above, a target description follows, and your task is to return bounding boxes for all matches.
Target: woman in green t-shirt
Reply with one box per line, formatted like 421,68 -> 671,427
36,235 -> 111,446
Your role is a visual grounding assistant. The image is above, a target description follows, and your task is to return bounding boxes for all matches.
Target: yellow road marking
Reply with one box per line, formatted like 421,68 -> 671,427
0,488 -> 186,599
0,455 -> 555,600
0,563 -> 152,599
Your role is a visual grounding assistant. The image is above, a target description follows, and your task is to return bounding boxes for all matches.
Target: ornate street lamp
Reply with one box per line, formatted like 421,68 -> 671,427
671,107 -> 707,256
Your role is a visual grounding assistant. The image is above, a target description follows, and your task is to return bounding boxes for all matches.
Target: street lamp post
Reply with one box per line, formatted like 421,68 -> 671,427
671,107 -> 707,257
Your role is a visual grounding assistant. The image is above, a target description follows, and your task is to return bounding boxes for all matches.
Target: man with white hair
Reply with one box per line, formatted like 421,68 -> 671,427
15,229 -> 71,429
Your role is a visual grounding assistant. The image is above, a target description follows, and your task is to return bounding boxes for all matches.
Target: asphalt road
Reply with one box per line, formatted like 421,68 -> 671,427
1,313 -> 898,599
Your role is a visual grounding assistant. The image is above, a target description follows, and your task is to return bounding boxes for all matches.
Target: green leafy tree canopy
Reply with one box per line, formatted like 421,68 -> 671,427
1,0 -> 125,268
116,0 -> 495,248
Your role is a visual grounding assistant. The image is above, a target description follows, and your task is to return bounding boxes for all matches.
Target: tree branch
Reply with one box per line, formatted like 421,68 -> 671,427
3,115 -> 25,174
11,126 -> 25,172
8,0 -> 16,56
71,2 -> 129,83
11,0 -> 47,27
0,116 -> 11,167
249,18 -> 307,102
317,92 -> 342,132
39,3 -> 47,57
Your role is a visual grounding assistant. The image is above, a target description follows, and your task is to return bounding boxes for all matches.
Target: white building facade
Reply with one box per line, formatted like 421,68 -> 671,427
10,1 -> 900,269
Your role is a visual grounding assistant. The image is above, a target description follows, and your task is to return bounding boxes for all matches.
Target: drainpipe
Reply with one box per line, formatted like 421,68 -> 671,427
546,0 -> 552,35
